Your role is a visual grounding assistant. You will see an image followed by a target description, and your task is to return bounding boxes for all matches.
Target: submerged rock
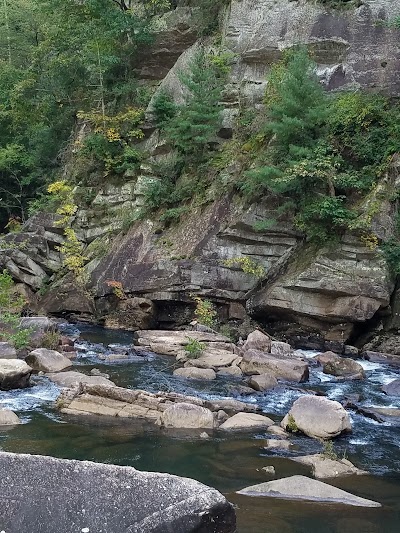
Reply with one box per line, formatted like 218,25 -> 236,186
26,348 -> 72,372
0,359 -> 32,390
290,454 -> 367,479
0,451 -> 236,532
237,475 -> 381,507
281,396 -> 352,439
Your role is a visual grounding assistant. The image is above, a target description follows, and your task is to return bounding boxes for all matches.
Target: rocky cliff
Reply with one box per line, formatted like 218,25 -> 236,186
2,0 -> 400,351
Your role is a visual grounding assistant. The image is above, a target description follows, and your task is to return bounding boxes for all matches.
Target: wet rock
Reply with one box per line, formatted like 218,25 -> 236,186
270,341 -> 292,356
291,454 -> 367,479
264,439 -> 293,451
0,451 -> 237,532
185,349 -> 238,369
90,368 -> 110,379
0,359 -> 32,390
281,396 -> 352,440
219,412 -> 274,431
225,384 -> 255,396
382,378 -> 400,396
262,466 -> 276,475
240,350 -> 309,383
315,351 -> 365,380
217,366 -> 243,377
204,398 -> 259,416
0,342 -> 17,359
46,371 -> 116,388
174,367 -> 216,380
161,403 -> 215,429
248,374 -> 278,392
362,350 -> 400,366
0,409 -> 21,425
344,345 -> 359,357
26,348 -> 72,373
267,425 -> 288,438
243,330 -> 271,353
237,475 -> 381,507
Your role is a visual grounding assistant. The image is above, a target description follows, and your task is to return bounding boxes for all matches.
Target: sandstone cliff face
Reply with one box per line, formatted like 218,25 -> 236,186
2,0 -> 400,349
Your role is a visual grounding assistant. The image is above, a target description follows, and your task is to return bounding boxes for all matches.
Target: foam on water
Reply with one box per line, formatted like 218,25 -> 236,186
0,378 -> 59,413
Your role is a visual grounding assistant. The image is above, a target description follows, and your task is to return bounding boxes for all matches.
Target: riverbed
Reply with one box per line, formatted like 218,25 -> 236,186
1,325 -> 399,532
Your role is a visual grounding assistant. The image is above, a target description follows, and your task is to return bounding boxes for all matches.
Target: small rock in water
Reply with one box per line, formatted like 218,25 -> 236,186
264,439 -> 293,451
262,466 -> 275,475
200,432 -> 210,439
90,368 -> 110,379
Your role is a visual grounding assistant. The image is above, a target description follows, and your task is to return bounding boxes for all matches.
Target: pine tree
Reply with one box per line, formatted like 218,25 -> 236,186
166,48 -> 224,164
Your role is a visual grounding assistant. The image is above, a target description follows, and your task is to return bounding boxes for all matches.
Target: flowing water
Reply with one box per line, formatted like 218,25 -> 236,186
1,324 -> 400,532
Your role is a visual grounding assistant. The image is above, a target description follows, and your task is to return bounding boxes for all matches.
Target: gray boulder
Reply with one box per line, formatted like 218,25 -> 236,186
0,451 -> 236,532
382,378 -> 400,396
20,316 -> 54,331
26,348 -> 72,372
248,374 -> 278,391
243,330 -> 271,353
0,359 -> 32,390
160,403 -> 215,429
291,454 -> 367,479
237,475 -> 380,507
219,412 -> 274,431
173,367 -> 216,380
240,350 -> 309,382
0,341 -> 17,359
46,371 -> 116,388
270,341 -> 292,356
0,409 -> 21,425
315,352 -> 365,380
281,396 -> 352,439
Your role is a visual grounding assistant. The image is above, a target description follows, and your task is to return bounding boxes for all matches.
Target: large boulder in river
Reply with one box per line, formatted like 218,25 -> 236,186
240,350 -> 309,382
46,371 -> 116,388
382,378 -> 400,396
243,330 -> 271,353
248,374 -> 278,392
26,348 -> 72,372
237,475 -> 380,507
185,348 -> 238,369
0,359 -> 32,390
0,409 -> 21,425
281,396 -> 352,440
315,352 -> 365,380
290,454 -> 367,479
160,402 -> 215,429
219,412 -> 274,431
0,451 -> 236,532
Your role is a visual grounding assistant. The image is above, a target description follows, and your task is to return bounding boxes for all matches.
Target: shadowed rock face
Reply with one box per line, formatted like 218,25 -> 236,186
0,452 -> 236,533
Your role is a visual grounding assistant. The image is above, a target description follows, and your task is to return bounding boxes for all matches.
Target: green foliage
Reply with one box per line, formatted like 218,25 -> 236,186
321,439 -> 339,460
0,269 -> 31,348
152,90 -> 177,130
223,256 -> 266,278
40,329 -> 61,350
159,206 -> 189,226
192,295 -> 218,329
184,337 -> 205,359
381,238 -> 400,274
285,414 -> 299,433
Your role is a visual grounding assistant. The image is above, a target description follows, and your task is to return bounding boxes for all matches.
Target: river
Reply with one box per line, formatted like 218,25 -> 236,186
1,324 -> 399,532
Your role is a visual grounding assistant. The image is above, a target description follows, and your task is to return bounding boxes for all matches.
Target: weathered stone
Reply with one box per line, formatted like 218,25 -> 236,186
344,345 -> 359,357
19,316 -> 54,331
46,371 -> 116,388
204,398 -> 259,415
0,341 -> 17,359
26,348 -> 72,372
382,378 -> 400,396
270,341 -> 292,356
240,350 -> 309,382
264,439 -> 293,451
219,412 -> 274,431
0,409 -> 21,425
174,367 -> 216,380
237,475 -> 381,507
186,349 -> 238,369
281,396 -> 352,440
362,350 -> 400,366
291,454 -> 367,479
0,451 -> 236,532
104,297 -> 156,331
243,330 -> 271,353
161,403 -> 215,429
248,374 -> 278,392
0,359 -> 32,390
217,366 -> 243,377
315,352 -> 365,380
267,425 -> 288,438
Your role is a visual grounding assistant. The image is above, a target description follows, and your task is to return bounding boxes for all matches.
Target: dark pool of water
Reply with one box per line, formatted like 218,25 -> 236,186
1,324 -> 400,532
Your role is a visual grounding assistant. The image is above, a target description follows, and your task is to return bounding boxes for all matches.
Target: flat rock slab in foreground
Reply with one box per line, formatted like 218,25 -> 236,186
0,452 -> 236,533
237,475 -> 381,507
